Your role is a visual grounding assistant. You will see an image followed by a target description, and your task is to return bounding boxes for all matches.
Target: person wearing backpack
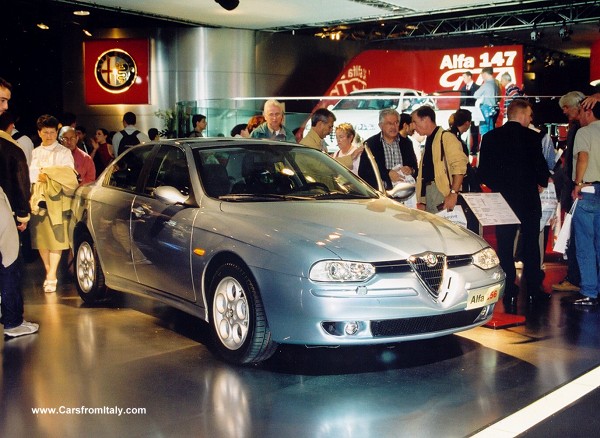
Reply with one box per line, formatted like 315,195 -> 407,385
112,111 -> 150,157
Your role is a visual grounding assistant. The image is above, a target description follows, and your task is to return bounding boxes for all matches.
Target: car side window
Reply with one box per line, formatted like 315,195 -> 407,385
146,145 -> 191,197
402,91 -> 417,111
105,145 -> 154,192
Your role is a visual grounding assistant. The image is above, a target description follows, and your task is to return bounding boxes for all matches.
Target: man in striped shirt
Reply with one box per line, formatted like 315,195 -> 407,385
500,72 -> 525,115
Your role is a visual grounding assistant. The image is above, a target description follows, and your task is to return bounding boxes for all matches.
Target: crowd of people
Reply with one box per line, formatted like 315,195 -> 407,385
0,77 -> 168,338
246,89 -> 600,315
2,71 -> 600,338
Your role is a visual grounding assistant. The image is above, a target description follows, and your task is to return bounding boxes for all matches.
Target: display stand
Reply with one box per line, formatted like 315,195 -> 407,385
460,193 -> 526,328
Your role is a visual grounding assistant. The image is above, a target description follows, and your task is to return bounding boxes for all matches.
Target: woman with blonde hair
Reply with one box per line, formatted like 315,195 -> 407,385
332,123 -> 363,174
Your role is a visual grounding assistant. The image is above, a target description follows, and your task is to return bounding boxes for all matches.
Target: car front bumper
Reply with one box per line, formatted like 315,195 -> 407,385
252,264 -> 506,345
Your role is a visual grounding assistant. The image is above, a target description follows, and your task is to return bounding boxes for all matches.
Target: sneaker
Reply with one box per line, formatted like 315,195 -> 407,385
552,279 -> 580,292
5,320 -> 39,338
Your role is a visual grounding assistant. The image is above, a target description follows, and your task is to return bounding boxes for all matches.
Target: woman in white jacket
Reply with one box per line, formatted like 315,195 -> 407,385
29,115 -> 76,293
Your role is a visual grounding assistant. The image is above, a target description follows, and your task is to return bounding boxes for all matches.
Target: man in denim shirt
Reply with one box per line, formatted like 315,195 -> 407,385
473,67 -> 500,139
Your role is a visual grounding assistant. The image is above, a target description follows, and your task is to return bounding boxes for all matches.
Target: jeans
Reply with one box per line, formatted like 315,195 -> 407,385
573,187 -> 600,299
479,105 -> 499,138
0,258 -> 24,329
565,221 -> 580,285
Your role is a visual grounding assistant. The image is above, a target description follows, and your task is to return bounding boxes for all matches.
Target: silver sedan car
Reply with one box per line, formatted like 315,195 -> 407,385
69,138 -> 505,365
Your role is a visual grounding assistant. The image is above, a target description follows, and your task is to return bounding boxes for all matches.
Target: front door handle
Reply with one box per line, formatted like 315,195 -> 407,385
131,206 -> 146,218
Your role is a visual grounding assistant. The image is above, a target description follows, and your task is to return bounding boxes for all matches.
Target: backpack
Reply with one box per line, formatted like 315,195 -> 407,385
117,129 -> 140,156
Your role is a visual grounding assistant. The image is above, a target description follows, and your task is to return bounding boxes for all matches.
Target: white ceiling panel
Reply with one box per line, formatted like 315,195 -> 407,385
74,0 -> 385,29
57,0 -> 600,57
72,0 -> 521,30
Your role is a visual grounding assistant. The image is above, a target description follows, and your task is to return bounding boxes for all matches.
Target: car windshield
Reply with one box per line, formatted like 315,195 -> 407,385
193,143 -> 379,201
333,93 -> 401,111
331,90 -> 436,112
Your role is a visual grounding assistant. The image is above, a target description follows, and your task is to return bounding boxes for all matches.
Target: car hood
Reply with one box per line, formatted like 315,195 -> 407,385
216,197 -> 486,262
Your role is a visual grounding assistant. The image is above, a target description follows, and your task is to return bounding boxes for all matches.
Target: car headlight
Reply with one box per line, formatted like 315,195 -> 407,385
310,260 -> 376,282
472,247 -> 500,270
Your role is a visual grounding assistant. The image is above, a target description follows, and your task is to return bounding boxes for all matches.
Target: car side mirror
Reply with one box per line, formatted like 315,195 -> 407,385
154,185 -> 189,205
386,182 -> 416,201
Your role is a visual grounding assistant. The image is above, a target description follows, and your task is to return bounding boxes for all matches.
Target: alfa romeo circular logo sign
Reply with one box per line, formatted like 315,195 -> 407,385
95,49 -> 137,94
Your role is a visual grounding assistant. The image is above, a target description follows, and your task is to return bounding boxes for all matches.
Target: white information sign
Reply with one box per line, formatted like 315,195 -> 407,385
460,193 -> 521,226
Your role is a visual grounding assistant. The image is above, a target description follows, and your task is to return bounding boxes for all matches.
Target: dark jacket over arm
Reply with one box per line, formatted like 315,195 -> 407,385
0,136 -> 31,222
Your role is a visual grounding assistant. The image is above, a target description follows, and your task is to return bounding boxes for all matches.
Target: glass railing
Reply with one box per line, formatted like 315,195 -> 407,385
167,95 -> 570,148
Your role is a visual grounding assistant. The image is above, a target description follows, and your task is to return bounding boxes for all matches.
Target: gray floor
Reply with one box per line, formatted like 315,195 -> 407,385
2,257 -> 600,438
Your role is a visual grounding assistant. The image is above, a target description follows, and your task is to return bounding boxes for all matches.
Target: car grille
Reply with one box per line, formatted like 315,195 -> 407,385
371,308 -> 482,337
408,252 -> 446,298
372,254 -> 472,273
373,254 -> 473,300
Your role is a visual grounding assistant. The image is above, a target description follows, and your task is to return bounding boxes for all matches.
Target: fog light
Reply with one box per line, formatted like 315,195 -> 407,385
322,321 -> 364,336
344,322 -> 359,335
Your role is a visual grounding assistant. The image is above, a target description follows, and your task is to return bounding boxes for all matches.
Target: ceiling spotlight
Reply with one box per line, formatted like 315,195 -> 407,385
215,0 -> 239,10
530,30 -> 540,41
37,23 -> 49,30
82,29 -> 92,37
73,10 -> 90,16
559,22 -> 572,41
530,25 -> 540,41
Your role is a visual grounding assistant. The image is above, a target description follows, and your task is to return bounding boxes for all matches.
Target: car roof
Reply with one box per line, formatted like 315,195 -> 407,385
146,137 -> 302,151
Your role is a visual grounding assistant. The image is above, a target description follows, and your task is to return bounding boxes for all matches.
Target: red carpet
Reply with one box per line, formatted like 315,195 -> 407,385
484,310 -> 526,329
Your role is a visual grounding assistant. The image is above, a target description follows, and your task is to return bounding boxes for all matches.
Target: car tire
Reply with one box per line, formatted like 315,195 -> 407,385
74,232 -> 109,304
209,263 -> 278,365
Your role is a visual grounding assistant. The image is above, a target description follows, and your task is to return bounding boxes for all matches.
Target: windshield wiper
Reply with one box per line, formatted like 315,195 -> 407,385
218,193 -> 313,202
311,192 -> 374,200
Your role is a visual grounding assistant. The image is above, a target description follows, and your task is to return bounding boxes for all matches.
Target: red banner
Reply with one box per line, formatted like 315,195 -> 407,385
84,39 -> 149,105
323,45 -> 523,109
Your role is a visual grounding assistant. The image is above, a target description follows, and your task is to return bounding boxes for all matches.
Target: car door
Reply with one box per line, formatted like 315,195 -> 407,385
360,145 -> 414,200
91,145 -> 155,281
130,144 -> 196,301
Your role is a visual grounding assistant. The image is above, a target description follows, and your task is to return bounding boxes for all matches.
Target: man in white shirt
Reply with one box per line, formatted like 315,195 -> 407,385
566,101 -> 600,306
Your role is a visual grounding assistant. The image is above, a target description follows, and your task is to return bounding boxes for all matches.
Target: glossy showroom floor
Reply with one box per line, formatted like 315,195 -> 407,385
2,253 -> 600,438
